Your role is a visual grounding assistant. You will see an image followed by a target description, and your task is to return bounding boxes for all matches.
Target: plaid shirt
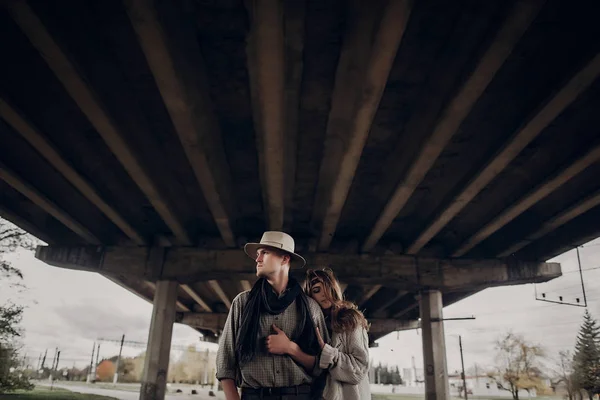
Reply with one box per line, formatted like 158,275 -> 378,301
216,290 -> 329,388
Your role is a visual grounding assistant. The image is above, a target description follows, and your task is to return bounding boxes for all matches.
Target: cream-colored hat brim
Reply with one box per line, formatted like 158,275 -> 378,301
244,243 -> 306,269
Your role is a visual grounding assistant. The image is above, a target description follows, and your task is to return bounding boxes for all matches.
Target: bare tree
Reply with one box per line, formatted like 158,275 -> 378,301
1,218 -> 39,290
549,350 -> 577,400
488,332 -> 545,400
0,218 -> 39,393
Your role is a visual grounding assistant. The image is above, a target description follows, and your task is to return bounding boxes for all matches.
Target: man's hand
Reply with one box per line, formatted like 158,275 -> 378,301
266,324 -> 292,355
315,326 -> 325,349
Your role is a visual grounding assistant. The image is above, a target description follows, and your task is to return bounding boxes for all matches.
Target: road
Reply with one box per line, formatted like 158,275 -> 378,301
41,383 -> 225,400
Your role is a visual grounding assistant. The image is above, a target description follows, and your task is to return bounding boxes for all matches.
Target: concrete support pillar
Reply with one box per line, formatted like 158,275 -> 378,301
140,280 -> 178,400
419,290 -> 449,400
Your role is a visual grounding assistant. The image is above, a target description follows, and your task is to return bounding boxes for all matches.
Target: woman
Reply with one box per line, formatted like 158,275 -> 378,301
265,268 -> 370,400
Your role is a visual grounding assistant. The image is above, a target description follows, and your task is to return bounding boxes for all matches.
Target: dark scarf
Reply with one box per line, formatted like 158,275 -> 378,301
235,277 -> 320,365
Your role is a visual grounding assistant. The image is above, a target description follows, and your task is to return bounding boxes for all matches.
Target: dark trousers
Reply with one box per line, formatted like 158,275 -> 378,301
241,385 -> 312,400
241,394 -> 311,400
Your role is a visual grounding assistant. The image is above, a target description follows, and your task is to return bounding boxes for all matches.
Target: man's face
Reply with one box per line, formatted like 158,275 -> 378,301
255,247 -> 289,278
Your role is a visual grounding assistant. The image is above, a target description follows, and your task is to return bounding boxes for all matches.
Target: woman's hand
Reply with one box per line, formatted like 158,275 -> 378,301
315,326 -> 325,350
266,324 -> 293,355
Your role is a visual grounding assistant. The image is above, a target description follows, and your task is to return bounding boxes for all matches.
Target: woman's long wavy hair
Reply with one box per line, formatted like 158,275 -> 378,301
303,268 -> 369,333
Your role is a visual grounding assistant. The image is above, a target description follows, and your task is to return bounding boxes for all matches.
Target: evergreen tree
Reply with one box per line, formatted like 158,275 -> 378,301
572,310 -> 600,399
391,365 -> 403,385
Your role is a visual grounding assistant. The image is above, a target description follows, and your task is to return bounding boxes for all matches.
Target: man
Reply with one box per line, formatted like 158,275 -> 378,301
216,231 -> 329,400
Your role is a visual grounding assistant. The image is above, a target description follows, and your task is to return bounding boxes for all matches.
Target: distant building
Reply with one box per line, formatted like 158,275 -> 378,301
448,374 -> 539,398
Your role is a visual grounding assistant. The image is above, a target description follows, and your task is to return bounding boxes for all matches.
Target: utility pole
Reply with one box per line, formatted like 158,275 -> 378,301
94,343 -> 100,381
95,343 -> 101,366
203,348 -> 209,385
51,347 -> 58,372
87,342 -> 95,383
41,349 -> 47,369
50,351 -> 60,391
113,334 -> 125,385
576,247 -> 588,305
459,336 -> 468,400
412,355 -> 417,386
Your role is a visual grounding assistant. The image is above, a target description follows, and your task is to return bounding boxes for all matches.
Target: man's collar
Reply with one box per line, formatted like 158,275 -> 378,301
272,287 -> 290,299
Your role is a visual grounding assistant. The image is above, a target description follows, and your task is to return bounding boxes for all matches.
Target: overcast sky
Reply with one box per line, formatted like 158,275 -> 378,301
2,236 -> 599,375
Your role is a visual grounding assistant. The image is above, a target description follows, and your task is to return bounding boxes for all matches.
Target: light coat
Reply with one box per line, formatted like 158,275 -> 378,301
319,325 -> 371,400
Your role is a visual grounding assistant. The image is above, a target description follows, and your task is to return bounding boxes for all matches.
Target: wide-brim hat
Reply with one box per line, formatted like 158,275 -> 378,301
244,231 -> 306,269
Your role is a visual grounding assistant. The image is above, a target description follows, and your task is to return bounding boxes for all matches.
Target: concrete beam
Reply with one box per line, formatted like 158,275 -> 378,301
312,0 -> 411,250
140,280 -> 178,400
34,246 -> 562,291
7,0 -> 191,245
362,1 -> 542,252
0,99 -> 145,245
0,206 -> 54,245
369,319 -> 420,334
145,281 -> 190,312
282,0 -> 306,231
498,189 -> 600,257
420,290 -> 450,400
178,311 -> 419,335
408,52 -> 600,255
372,291 -> 409,318
208,280 -> 231,310
0,161 -> 100,244
392,302 -> 419,319
103,275 -> 153,304
359,284 -> 382,307
125,0 -> 237,247
246,0 -> 286,230
180,284 -> 212,313
240,280 -> 252,292
453,143 -> 600,257
177,312 -> 228,333
339,283 -> 348,294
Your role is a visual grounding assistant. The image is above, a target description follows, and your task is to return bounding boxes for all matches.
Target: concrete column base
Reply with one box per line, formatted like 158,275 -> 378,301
139,280 -> 178,400
420,290 -> 450,400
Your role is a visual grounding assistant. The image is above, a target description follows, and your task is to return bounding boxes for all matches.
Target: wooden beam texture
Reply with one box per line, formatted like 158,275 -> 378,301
313,0 -> 411,250
408,53 -> 600,254
125,0 -> 236,247
7,0 -> 191,245
35,246 -> 561,291
362,1 -> 542,252
453,143 -> 600,257
0,98 -> 146,245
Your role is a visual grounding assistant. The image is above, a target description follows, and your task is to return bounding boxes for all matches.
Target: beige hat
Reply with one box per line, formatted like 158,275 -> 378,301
244,231 -> 306,268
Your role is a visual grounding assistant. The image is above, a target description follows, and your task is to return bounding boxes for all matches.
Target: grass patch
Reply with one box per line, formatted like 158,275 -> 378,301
0,386 -> 118,400
52,381 -> 140,393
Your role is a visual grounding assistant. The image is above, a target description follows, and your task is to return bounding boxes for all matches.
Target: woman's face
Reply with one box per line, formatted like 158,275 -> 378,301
310,280 -> 332,310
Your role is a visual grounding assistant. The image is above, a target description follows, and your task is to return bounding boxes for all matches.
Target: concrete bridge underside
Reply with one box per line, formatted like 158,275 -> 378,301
3,0 -> 600,399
